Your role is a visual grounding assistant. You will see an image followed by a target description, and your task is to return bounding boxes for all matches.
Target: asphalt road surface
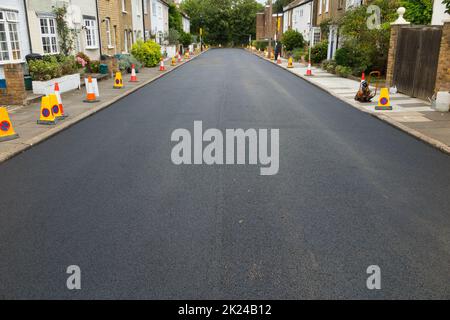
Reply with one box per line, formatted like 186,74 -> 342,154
1,49 -> 449,299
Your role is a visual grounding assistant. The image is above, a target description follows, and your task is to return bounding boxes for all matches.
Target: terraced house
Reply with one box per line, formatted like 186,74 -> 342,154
0,0 -> 31,80
26,0 -> 100,60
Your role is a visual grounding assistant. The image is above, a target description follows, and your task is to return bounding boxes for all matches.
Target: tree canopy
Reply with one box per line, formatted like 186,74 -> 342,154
181,0 -> 264,45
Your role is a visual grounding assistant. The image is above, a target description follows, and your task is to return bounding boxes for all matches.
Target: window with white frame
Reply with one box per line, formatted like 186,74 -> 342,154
158,5 -> 162,20
121,0 -> 127,12
40,17 -> 58,54
123,30 -> 128,53
144,0 -> 148,14
0,10 -> 22,62
105,18 -> 113,47
84,18 -> 98,48
318,0 -> 322,14
325,0 -> 329,13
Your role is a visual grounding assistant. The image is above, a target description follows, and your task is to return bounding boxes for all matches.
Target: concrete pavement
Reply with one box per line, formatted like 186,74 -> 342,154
0,54 -> 202,162
0,49 -> 449,299
256,52 -> 450,154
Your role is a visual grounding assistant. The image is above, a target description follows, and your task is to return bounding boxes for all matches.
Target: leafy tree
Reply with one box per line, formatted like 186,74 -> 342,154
281,29 -> 304,51
179,31 -> 193,47
167,28 -> 180,45
181,0 -> 263,46
338,0 -> 399,74
169,3 -> 183,32
273,0 -> 292,13
400,0 -> 433,25
442,0 -> 450,14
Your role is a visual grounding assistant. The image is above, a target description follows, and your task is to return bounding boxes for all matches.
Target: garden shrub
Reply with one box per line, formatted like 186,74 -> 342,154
131,40 -> 162,67
179,31 -> 193,48
281,29 -> 304,52
335,65 -> 352,78
29,55 -> 77,81
325,60 -> 337,73
310,41 -> 328,64
292,48 -> 304,61
118,54 -> 143,73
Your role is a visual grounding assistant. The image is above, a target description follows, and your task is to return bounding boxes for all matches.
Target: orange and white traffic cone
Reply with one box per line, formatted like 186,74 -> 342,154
178,51 -> 182,63
53,82 -> 68,118
277,55 -> 282,64
0,106 -> 19,142
305,58 -> 312,76
159,57 -> 165,71
83,76 -> 100,103
129,64 -> 138,82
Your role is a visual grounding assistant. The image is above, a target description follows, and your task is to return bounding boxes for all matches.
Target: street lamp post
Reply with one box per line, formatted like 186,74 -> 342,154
268,0 -> 272,58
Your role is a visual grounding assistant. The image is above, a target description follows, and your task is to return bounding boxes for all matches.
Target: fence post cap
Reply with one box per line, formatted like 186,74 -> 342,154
391,7 -> 411,25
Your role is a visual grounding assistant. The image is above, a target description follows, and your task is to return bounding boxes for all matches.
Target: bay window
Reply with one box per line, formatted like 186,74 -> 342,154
0,10 -> 22,62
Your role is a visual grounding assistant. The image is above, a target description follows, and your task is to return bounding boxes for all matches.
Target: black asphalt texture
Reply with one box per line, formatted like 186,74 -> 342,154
0,49 -> 449,299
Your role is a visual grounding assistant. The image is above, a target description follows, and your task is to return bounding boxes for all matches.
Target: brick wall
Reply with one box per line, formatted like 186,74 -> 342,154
386,25 -> 402,87
256,13 -> 265,40
98,0 -> 122,56
255,7 -> 283,41
2,64 -> 26,106
435,21 -> 450,92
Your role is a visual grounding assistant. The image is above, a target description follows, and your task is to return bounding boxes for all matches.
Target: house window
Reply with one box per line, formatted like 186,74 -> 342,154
123,30 -> 128,53
325,0 -> 329,13
105,18 -> 113,47
338,0 -> 344,9
318,0 -> 322,14
152,1 -> 156,17
158,5 -> 162,20
144,0 -> 148,14
84,18 -> 98,48
121,0 -> 127,12
0,11 -> 22,62
40,17 -> 58,54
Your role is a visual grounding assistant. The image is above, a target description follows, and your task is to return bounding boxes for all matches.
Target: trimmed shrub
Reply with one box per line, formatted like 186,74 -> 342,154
131,40 -> 162,67
281,29 -> 304,52
29,55 -> 77,81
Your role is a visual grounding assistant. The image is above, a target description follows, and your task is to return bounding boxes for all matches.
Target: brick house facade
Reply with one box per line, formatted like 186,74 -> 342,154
256,5 -> 283,41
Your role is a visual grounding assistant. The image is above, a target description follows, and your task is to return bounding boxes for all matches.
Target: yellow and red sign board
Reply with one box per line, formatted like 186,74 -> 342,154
375,88 -> 392,110
0,106 -> 19,142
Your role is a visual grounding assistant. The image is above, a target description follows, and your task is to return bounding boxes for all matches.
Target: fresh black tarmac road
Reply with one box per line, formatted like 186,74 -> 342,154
0,49 -> 449,299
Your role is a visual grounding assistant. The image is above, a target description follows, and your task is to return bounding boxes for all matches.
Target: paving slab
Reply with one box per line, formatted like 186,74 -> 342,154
0,52 -> 206,162
250,50 -> 450,154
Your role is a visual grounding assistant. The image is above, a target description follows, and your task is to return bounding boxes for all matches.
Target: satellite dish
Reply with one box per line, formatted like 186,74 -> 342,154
66,4 -> 82,29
